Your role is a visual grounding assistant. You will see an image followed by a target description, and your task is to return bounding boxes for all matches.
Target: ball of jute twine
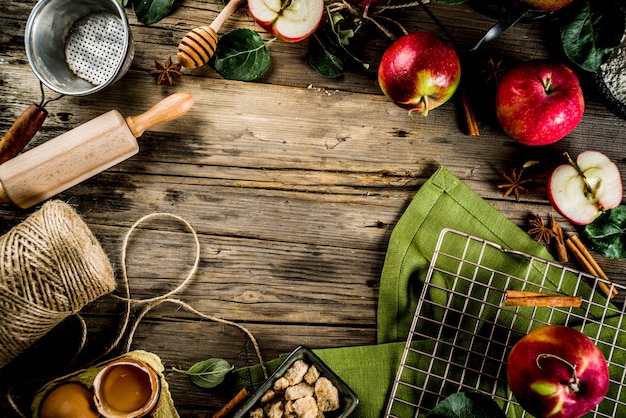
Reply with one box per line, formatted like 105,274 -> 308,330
3,204 -> 267,417
0,200 -> 116,369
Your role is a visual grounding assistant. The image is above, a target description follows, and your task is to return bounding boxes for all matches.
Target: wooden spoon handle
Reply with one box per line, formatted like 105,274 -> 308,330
125,92 -> 194,138
0,104 -> 48,164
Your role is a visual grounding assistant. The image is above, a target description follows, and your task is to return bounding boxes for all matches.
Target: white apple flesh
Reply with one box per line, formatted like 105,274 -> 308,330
248,0 -> 324,43
548,151 -> 623,225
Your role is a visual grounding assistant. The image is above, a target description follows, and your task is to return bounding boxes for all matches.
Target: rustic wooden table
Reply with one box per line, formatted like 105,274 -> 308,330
1,0 -> 625,416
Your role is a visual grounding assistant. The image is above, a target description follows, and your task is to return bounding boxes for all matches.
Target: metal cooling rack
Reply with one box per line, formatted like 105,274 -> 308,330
384,228 -> 626,418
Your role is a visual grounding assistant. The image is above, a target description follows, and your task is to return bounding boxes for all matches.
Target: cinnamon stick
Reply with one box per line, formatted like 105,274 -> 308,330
212,387 -> 251,418
459,85 -> 479,136
549,215 -> 568,263
565,235 -> 617,299
504,290 -> 582,307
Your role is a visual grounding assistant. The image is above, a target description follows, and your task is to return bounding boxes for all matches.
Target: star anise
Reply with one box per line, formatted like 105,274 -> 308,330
480,56 -> 506,87
497,167 -> 532,202
528,214 -> 556,244
150,56 -> 182,86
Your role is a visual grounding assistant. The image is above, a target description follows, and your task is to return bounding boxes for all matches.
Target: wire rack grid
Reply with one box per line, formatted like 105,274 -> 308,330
384,228 -> 626,418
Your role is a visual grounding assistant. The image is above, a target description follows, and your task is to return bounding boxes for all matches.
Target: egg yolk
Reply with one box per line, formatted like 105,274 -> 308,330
40,382 -> 99,418
100,364 -> 153,412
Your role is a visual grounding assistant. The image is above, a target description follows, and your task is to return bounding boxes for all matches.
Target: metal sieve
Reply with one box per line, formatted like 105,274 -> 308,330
24,0 -> 134,96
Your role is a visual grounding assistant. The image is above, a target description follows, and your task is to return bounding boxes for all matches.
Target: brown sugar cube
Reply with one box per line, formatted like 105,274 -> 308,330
315,377 -> 340,412
261,389 -> 277,404
285,382 -> 315,401
274,376 -> 290,392
283,360 -> 310,385
303,364 -> 320,385
265,400 -> 285,418
249,407 -> 264,418
284,400 -> 296,418
292,396 -> 319,418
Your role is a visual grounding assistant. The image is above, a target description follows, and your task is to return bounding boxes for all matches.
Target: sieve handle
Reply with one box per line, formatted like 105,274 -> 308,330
0,104 -> 48,164
125,92 -> 194,138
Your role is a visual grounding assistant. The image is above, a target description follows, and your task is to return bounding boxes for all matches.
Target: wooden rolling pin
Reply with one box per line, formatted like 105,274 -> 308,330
0,92 -> 194,209
177,0 -> 244,68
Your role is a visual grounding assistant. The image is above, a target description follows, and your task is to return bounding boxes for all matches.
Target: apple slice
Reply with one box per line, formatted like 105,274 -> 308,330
248,0 -> 324,43
548,151 -> 623,225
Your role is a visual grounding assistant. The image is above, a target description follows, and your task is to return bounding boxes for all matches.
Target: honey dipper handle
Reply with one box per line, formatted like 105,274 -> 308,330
210,0 -> 244,32
126,92 -> 194,138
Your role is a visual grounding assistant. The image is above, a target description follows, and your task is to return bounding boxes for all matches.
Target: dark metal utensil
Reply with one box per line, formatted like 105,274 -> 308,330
469,2 -> 532,51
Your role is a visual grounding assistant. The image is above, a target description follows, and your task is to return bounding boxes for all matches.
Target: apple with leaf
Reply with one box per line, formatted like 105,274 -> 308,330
507,325 -> 609,418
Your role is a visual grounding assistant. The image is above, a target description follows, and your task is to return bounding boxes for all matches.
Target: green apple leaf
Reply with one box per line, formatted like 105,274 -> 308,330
212,29 -> 271,81
172,358 -> 234,389
308,31 -> 346,78
560,0 -> 625,72
132,0 -> 175,25
307,10 -> 369,78
427,392 -> 506,418
583,205 -> 626,259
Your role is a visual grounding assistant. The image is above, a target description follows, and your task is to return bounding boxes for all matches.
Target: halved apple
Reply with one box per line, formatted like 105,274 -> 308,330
248,0 -> 324,43
548,151 -> 623,225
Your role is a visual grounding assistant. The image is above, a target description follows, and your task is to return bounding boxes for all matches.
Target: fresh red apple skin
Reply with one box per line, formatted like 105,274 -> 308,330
520,0 -> 575,12
377,31 -> 461,116
495,60 -> 584,146
507,325 -> 609,418
349,0 -> 388,9
548,150 -> 623,225
248,0 -> 324,43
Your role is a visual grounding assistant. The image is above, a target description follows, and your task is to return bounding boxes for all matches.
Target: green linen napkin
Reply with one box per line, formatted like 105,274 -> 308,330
229,166 -> 624,417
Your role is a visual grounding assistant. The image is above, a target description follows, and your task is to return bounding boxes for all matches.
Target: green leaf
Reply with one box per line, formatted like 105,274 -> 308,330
307,10 -> 369,78
583,205 -> 626,259
116,0 -> 129,7
427,392 -> 506,418
212,29 -> 271,81
132,0 -> 175,25
308,31 -> 346,78
173,358 -> 234,389
560,0 -> 625,72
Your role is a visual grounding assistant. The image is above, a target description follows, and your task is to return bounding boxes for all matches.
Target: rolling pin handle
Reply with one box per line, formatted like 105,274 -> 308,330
0,104 -> 48,164
0,183 -> 11,205
125,92 -> 194,138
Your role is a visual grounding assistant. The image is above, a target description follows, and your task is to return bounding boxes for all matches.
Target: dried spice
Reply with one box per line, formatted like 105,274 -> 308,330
498,167 -> 531,202
549,214 -> 568,262
528,214 -> 555,244
480,56 -> 506,87
150,56 -> 182,86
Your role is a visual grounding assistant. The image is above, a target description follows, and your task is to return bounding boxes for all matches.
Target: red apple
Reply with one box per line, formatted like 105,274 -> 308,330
248,0 -> 324,43
507,325 -> 609,418
520,0 -> 575,12
349,0 -> 388,10
495,60 -> 584,146
377,31 -> 461,117
548,150 -> 623,225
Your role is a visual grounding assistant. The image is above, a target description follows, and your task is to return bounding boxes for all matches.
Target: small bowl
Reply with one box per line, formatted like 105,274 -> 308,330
92,357 -> 160,418
233,346 -> 359,418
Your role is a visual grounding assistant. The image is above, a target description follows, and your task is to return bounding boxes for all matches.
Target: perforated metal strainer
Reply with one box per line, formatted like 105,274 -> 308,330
25,0 -> 134,96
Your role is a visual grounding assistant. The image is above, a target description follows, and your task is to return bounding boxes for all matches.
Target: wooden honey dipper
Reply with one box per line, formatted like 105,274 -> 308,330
177,0 -> 244,68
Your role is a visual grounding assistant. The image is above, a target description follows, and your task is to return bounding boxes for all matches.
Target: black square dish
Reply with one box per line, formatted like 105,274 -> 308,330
232,346 -> 359,418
